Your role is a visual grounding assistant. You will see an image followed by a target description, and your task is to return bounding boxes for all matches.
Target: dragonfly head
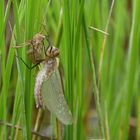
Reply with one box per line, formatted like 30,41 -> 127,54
46,46 -> 59,58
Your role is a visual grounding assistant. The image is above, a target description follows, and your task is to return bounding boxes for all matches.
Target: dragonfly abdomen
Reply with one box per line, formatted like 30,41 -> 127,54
34,58 -> 58,108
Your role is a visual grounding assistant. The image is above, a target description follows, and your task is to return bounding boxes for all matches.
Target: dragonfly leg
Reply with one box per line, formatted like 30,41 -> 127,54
15,55 -> 43,70
30,61 -> 44,70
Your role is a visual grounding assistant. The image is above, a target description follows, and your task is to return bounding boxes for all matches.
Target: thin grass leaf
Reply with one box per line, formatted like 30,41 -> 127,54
120,0 -> 140,139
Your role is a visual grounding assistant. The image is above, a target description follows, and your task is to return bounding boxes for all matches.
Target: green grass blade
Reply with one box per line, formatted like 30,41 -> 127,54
121,0 -> 140,139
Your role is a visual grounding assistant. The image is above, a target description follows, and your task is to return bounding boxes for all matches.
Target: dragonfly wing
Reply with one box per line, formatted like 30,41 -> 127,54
41,69 -> 73,125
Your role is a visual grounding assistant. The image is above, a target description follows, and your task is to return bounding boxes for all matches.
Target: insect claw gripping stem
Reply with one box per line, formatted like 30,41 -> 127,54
15,55 -> 43,70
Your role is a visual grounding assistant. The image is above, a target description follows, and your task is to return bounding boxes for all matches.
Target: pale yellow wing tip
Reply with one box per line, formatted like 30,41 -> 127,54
62,120 -> 73,125
60,115 -> 73,125
66,120 -> 73,125
65,118 -> 73,125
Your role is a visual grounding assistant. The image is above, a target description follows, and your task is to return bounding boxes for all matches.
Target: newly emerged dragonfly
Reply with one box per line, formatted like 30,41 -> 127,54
34,46 -> 73,125
14,32 -> 73,124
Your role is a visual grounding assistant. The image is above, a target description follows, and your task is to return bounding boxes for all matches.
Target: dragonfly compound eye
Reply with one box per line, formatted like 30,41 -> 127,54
46,46 -> 59,57
52,47 -> 59,57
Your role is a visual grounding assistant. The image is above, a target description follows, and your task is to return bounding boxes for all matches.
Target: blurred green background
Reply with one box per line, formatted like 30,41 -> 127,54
0,0 -> 140,140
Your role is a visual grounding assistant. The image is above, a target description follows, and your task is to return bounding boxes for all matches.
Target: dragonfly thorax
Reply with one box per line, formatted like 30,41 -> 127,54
44,57 -> 59,71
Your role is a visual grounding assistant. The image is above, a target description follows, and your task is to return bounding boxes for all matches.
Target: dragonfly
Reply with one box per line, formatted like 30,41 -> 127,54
34,46 -> 73,125
14,33 -> 73,124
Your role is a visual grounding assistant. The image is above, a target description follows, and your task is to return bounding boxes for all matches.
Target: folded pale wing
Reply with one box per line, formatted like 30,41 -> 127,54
41,69 -> 73,125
